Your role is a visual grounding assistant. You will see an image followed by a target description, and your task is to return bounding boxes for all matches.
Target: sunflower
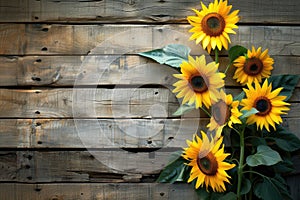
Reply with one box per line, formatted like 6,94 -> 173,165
241,79 -> 290,131
207,90 -> 242,138
187,0 -> 239,53
172,55 -> 225,109
182,131 -> 235,192
233,46 -> 274,85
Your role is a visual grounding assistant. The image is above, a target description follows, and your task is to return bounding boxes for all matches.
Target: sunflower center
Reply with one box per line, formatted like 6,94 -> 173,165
212,100 -> 230,125
243,58 -> 264,76
197,152 -> 218,176
254,97 -> 272,116
201,13 -> 226,36
189,75 -> 208,93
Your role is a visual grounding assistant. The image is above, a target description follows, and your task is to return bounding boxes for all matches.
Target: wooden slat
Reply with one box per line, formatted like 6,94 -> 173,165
0,88 -> 299,119
0,55 -> 299,86
0,24 -> 299,56
0,118 -> 299,149
0,183 -> 199,200
0,150 -> 180,182
0,0 -> 299,24
1,150 -> 299,183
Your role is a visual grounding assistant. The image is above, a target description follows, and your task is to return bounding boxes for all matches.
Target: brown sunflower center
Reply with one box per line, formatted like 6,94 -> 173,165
243,58 -> 264,76
254,96 -> 272,116
197,152 -> 218,176
201,13 -> 226,36
189,75 -> 208,93
212,100 -> 231,125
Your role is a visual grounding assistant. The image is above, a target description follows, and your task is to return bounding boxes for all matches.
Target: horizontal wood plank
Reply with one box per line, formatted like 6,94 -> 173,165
0,55 -> 299,86
0,118 -> 299,149
0,24 -> 299,56
0,88 -> 299,119
1,150 -> 299,183
0,183 -> 199,200
0,0 -> 299,24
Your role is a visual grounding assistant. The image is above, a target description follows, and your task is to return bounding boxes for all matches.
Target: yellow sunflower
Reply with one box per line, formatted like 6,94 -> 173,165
233,46 -> 274,85
172,55 -> 225,109
241,79 -> 290,131
187,0 -> 239,53
207,90 -> 242,138
182,131 -> 235,192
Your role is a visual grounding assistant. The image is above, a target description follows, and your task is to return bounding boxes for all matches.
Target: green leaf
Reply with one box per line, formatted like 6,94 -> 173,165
273,158 -> 294,174
228,45 -> 248,63
241,178 -> 251,195
241,108 -> 259,119
246,145 -> 282,167
219,192 -> 237,200
233,90 -> 245,101
267,75 -> 300,100
138,44 -> 191,68
195,187 -> 210,200
254,175 -> 292,200
173,103 -> 195,116
266,125 -> 300,152
157,151 -> 187,183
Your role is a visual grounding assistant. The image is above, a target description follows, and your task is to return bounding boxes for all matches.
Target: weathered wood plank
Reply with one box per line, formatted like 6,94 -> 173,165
0,55 -> 299,86
0,24 -> 299,56
0,0 -> 299,24
0,118 -> 299,149
1,150 -> 299,183
0,183 -> 199,200
0,88 -> 299,119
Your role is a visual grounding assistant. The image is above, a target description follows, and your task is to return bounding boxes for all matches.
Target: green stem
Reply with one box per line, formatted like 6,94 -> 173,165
224,63 -> 231,74
215,48 -> 219,64
237,125 -> 246,200
200,107 -> 211,117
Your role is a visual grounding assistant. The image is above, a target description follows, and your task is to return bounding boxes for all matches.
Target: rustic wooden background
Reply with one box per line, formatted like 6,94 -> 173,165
0,0 -> 299,199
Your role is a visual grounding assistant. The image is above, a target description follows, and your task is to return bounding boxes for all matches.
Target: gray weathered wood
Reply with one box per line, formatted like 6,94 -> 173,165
0,0 -> 299,24
0,183 -> 199,200
0,55 -> 299,86
0,88 -> 298,119
0,118 -> 299,149
0,24 -> 299,56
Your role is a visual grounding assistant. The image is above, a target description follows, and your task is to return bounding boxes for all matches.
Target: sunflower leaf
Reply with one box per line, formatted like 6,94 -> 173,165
267,75 -> 300,100
138,44 -> 191,68
254,174 -> 292,200
173,103 -> 195,116
156,151 -> 187,183
233,90 -> 245,101
246,145 -> 282,167
241,178 -> 251,195
228,45 -> 248,63
218,192 -> 237,200
266,125 -> 300,152
241,108 -> 259,119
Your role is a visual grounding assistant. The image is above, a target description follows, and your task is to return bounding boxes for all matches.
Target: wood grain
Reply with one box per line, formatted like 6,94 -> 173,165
0,88 -> 298,119
0,55 -> 299,86
0,118 -> 299,149
0,183 -> 199,200
0,24 -> 299,55
0,0 -> 299,24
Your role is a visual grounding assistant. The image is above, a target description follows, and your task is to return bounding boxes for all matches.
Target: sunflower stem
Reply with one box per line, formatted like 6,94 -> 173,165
200,107 -> 211,117
224,63 -> 231,74
237,125 -> 246,200
215,48 -> 219,64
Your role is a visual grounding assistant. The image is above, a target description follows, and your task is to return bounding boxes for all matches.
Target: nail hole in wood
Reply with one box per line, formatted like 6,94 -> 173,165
34,16 -> 39,20
168,136 -> 174,140
25,165 -> 31,169
147,140 -> 152,144
36,122 -> 42,126
32,77 -> 41,82
35,59 -> 42,63
37,141 -> 43,145
27,176 -> 32,180
154,91 -> 159,95
35,111 -> 40,114
41,47 -> 48,51
160,192 -> 165,196
42,28 -> 48,32
35,188 -> 42,192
